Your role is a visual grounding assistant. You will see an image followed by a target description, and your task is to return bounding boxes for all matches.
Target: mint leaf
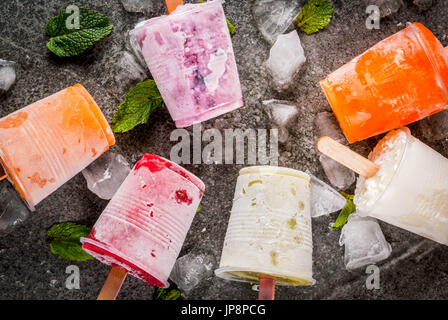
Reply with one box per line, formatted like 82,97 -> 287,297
331,193 -> 356,230
196,203 -> 202,214
112,80 -> 164,133
226,19 -> 236,35
197,0 -> 235,34
296,0 -> 333,35
154,287 -> 185,300
46,7 -> 113,57
47,222 -> 93,262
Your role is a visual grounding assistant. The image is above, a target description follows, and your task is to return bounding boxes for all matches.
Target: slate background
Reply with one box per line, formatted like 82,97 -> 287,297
1,0 -> 448,300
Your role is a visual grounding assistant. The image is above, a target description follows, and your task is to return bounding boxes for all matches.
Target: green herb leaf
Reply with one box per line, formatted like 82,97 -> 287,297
47,222 -> 93,262
296,0 -> 333,35
197,0 -> 235,34
46,7 -> 113,57
154,287 -> 185,300
196,203 -> 203,214
112,79 -> 164,133
331,194 -> 356,230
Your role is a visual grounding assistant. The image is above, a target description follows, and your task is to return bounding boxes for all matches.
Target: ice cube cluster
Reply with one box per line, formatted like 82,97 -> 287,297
169,251 -> 217,295
339,214 -> 392,270
0,59 -> 16,93
82,152 -> 131,200
253,0 -> 300,45
310,175 -> 347,218
266,31 -> 306,89
263,99 -> 298,143
315,112 -> 355,190
0,182 -> 30,230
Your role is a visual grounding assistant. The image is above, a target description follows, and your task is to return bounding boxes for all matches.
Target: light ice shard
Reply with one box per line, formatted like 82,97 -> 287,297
82,152 -> 131,200
0,59 -> 16,93
0,182 -> 30,230
169,251 -> 216,295
263,99 -> 298,143
315,112 -> 347,145
319,154 -> 355,190
114,51 -> 148,94
339,214 -> 392,270
266,31 -> 306,89
310,175 -> 346,218
253,0 -> 300,44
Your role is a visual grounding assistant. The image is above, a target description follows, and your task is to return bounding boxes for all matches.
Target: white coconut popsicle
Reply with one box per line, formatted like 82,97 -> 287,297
215,166 -> 314,286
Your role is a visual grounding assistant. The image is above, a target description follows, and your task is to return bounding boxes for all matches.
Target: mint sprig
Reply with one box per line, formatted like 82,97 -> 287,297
331,193 -> 356,230
112,80 -> 164,133
46,7 -> 113,57
154,287 -> 185,300
47,222 -> 93,262
296,0 -> 333,35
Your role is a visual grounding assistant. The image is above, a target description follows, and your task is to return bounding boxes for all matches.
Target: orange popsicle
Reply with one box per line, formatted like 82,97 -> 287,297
321,23 -> 448,143
0,84 -> 115,210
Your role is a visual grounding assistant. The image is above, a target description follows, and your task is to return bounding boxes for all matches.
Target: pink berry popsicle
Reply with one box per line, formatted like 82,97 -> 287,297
0,84 -> 115,210
131,0 -> 243,128
82,154 -> 205,297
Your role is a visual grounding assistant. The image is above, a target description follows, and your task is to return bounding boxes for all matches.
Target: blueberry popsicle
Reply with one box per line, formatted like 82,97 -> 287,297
82,154 -> 205,298
131,0 -> 243,128
0,84 -> 115,210
215,166 -> 314,296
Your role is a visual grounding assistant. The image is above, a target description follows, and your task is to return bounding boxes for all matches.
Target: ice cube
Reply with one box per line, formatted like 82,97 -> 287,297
417,109 -> 448,142
266,31 -> 306,89
339,214 -> 392,270
169,251 -> 217,295
120,0 -> 156,15
126,32 -> 148,71
253,0 -> 300,44
319,154 -> 355,190
315,112 -> 347,145
413,0 -> 433,11
82,152 -> 131,200
368,0 -> 403,18
114,51 -> 148,95
263,99 -> 298,143
310,175 -> 347,218
0,181 -> 30,230
0,59 -> 16,93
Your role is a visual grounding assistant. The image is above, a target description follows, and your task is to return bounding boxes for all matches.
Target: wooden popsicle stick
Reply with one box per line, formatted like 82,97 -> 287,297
317,136 -> 379,178
97,266 -> 128,300
258,275 -> 275,300
165,0 -> 184,14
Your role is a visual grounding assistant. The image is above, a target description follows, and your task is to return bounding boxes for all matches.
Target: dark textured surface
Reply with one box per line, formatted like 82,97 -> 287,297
1,0 -> 448,300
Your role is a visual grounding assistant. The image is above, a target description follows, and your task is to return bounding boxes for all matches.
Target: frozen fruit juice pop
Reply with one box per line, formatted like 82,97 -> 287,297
215,166 -> 314,289
321,23 -> 448,143
131,0 -> 243,128
0,84 -> 115,210
354,127 -> 448,246
82,154 -> 205,292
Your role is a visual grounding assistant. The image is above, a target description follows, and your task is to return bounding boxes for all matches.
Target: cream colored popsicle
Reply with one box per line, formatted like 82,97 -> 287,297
215,166 -> 314,286
354,127 -> 448,245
